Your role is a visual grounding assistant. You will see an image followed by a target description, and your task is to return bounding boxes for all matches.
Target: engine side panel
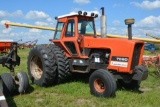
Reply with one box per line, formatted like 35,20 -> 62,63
80,36 -> 144,73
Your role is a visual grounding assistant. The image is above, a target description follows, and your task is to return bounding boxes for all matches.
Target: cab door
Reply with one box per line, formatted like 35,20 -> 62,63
63,19 -> 81,57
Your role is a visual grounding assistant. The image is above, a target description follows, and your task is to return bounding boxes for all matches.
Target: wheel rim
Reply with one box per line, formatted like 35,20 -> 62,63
94,78 -> 105,93
30,55 -> 43,80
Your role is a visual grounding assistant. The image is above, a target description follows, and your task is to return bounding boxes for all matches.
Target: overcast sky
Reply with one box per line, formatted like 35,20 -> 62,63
0,0 -> 160,44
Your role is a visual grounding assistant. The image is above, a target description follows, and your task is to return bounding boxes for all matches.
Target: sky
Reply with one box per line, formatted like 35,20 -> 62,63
0,0 -> 160,44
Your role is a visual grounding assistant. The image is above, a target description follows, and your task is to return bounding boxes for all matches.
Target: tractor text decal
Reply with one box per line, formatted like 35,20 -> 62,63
110,56 -> 129,67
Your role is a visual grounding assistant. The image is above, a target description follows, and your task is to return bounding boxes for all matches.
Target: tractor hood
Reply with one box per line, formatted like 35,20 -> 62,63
80,36 -> 144,57
81,36 -> 144,47
80,36 -> 144,73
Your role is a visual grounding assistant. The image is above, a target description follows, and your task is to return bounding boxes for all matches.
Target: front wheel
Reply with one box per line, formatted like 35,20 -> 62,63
89,69 -> 116,98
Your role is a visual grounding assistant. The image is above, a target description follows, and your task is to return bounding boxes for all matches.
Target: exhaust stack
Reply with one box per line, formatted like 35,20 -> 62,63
124,18 -> 135,40
100,7 -> 107,38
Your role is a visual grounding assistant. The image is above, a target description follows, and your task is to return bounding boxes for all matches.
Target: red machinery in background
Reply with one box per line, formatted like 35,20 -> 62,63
0,40 -> 29,96
143,55 -> 160,76
0,40 -> 13,54
18,39 -> 38,49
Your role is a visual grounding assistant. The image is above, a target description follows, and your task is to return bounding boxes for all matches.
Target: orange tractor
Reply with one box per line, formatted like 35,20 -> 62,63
5,7 -> 148,98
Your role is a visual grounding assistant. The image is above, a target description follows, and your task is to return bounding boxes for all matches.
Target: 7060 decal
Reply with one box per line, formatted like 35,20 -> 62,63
110,56 -> 129,67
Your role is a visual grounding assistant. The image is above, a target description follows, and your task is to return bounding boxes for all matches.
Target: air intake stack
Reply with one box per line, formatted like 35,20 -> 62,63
100,7 -> 107,38
124,18 -> 135,40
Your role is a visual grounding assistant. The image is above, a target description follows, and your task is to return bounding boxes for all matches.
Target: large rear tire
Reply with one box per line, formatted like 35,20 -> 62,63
48,44 -> 69,83
1,73 -> 14,96
27,45 -> 57,86
89,69 -> 116,98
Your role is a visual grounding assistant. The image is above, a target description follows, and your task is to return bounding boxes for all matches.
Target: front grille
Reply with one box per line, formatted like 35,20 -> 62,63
131,43 -> 143,70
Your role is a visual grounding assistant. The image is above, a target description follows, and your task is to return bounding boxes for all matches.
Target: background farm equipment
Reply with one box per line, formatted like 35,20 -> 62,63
144,43 -> 156,53
18,39 -> 38,49
0,40 -> 13,55
0,40 -> 29,97
146,33 -> 160,40
143,55 -> 160,77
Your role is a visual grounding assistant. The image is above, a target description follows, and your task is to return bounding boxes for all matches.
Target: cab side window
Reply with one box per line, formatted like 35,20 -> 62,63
65,19 -> 75,37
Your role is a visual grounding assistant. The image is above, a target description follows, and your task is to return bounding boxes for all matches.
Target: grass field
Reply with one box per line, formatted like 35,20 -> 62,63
1,49 -> 160,107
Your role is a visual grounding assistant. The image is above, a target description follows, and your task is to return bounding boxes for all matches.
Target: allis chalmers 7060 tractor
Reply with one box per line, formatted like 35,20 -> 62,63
5,8 -> 148,98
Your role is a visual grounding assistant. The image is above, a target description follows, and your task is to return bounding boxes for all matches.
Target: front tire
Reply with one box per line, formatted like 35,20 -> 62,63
89,69 -> 116,98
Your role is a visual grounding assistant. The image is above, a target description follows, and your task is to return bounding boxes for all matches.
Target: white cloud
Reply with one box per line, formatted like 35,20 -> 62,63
73,0 -> 90,5
0,10 -> 55,44
11,10 -> 23,18
112,20 -> 121,26
107,16 -> 160,38
2,28 -> 12,34
0,10 -> 23,19
135,16 -> 160,28
0,10 -> 9,18
35,21 -> 49,26
25,11 -> 53,22
29,29 -> 42,33
131,0 -> 160,10
108,27 -> 126,36
0,20 -> 10,26
133,16 -> 160,37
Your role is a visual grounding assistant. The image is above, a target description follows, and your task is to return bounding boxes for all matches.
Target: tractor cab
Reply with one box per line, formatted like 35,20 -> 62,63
52,12 -> 98,58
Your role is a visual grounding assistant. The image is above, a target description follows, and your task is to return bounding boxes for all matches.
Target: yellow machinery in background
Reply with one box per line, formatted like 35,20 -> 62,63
146,33 -> 160,40
4,22 -> 160,44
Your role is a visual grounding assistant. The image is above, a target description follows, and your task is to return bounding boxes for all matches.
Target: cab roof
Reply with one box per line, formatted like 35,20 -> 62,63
57,12 -> 97,19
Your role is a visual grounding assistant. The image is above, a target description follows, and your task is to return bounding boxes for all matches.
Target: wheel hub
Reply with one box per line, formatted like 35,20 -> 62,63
30,55 -> 43,80
94,78 -> 105,93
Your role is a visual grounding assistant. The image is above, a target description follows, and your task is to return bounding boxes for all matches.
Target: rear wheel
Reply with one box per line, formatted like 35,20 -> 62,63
89,69 -> 116,98
27,46 -> 57,86
1,73 -> 14,96
48,44 -> 69,83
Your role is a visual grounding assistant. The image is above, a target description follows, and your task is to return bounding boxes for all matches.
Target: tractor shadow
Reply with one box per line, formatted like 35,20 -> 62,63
63,73 -> 144,94
64,72 -> 91,84
13,83 -> 35,96
116,83 -> 144,94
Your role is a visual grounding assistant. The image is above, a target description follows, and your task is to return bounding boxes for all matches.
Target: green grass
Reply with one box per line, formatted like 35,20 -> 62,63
1,49 -> 160,107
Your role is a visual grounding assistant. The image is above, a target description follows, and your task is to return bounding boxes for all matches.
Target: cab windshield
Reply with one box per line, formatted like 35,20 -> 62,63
78,19 -> 95,35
